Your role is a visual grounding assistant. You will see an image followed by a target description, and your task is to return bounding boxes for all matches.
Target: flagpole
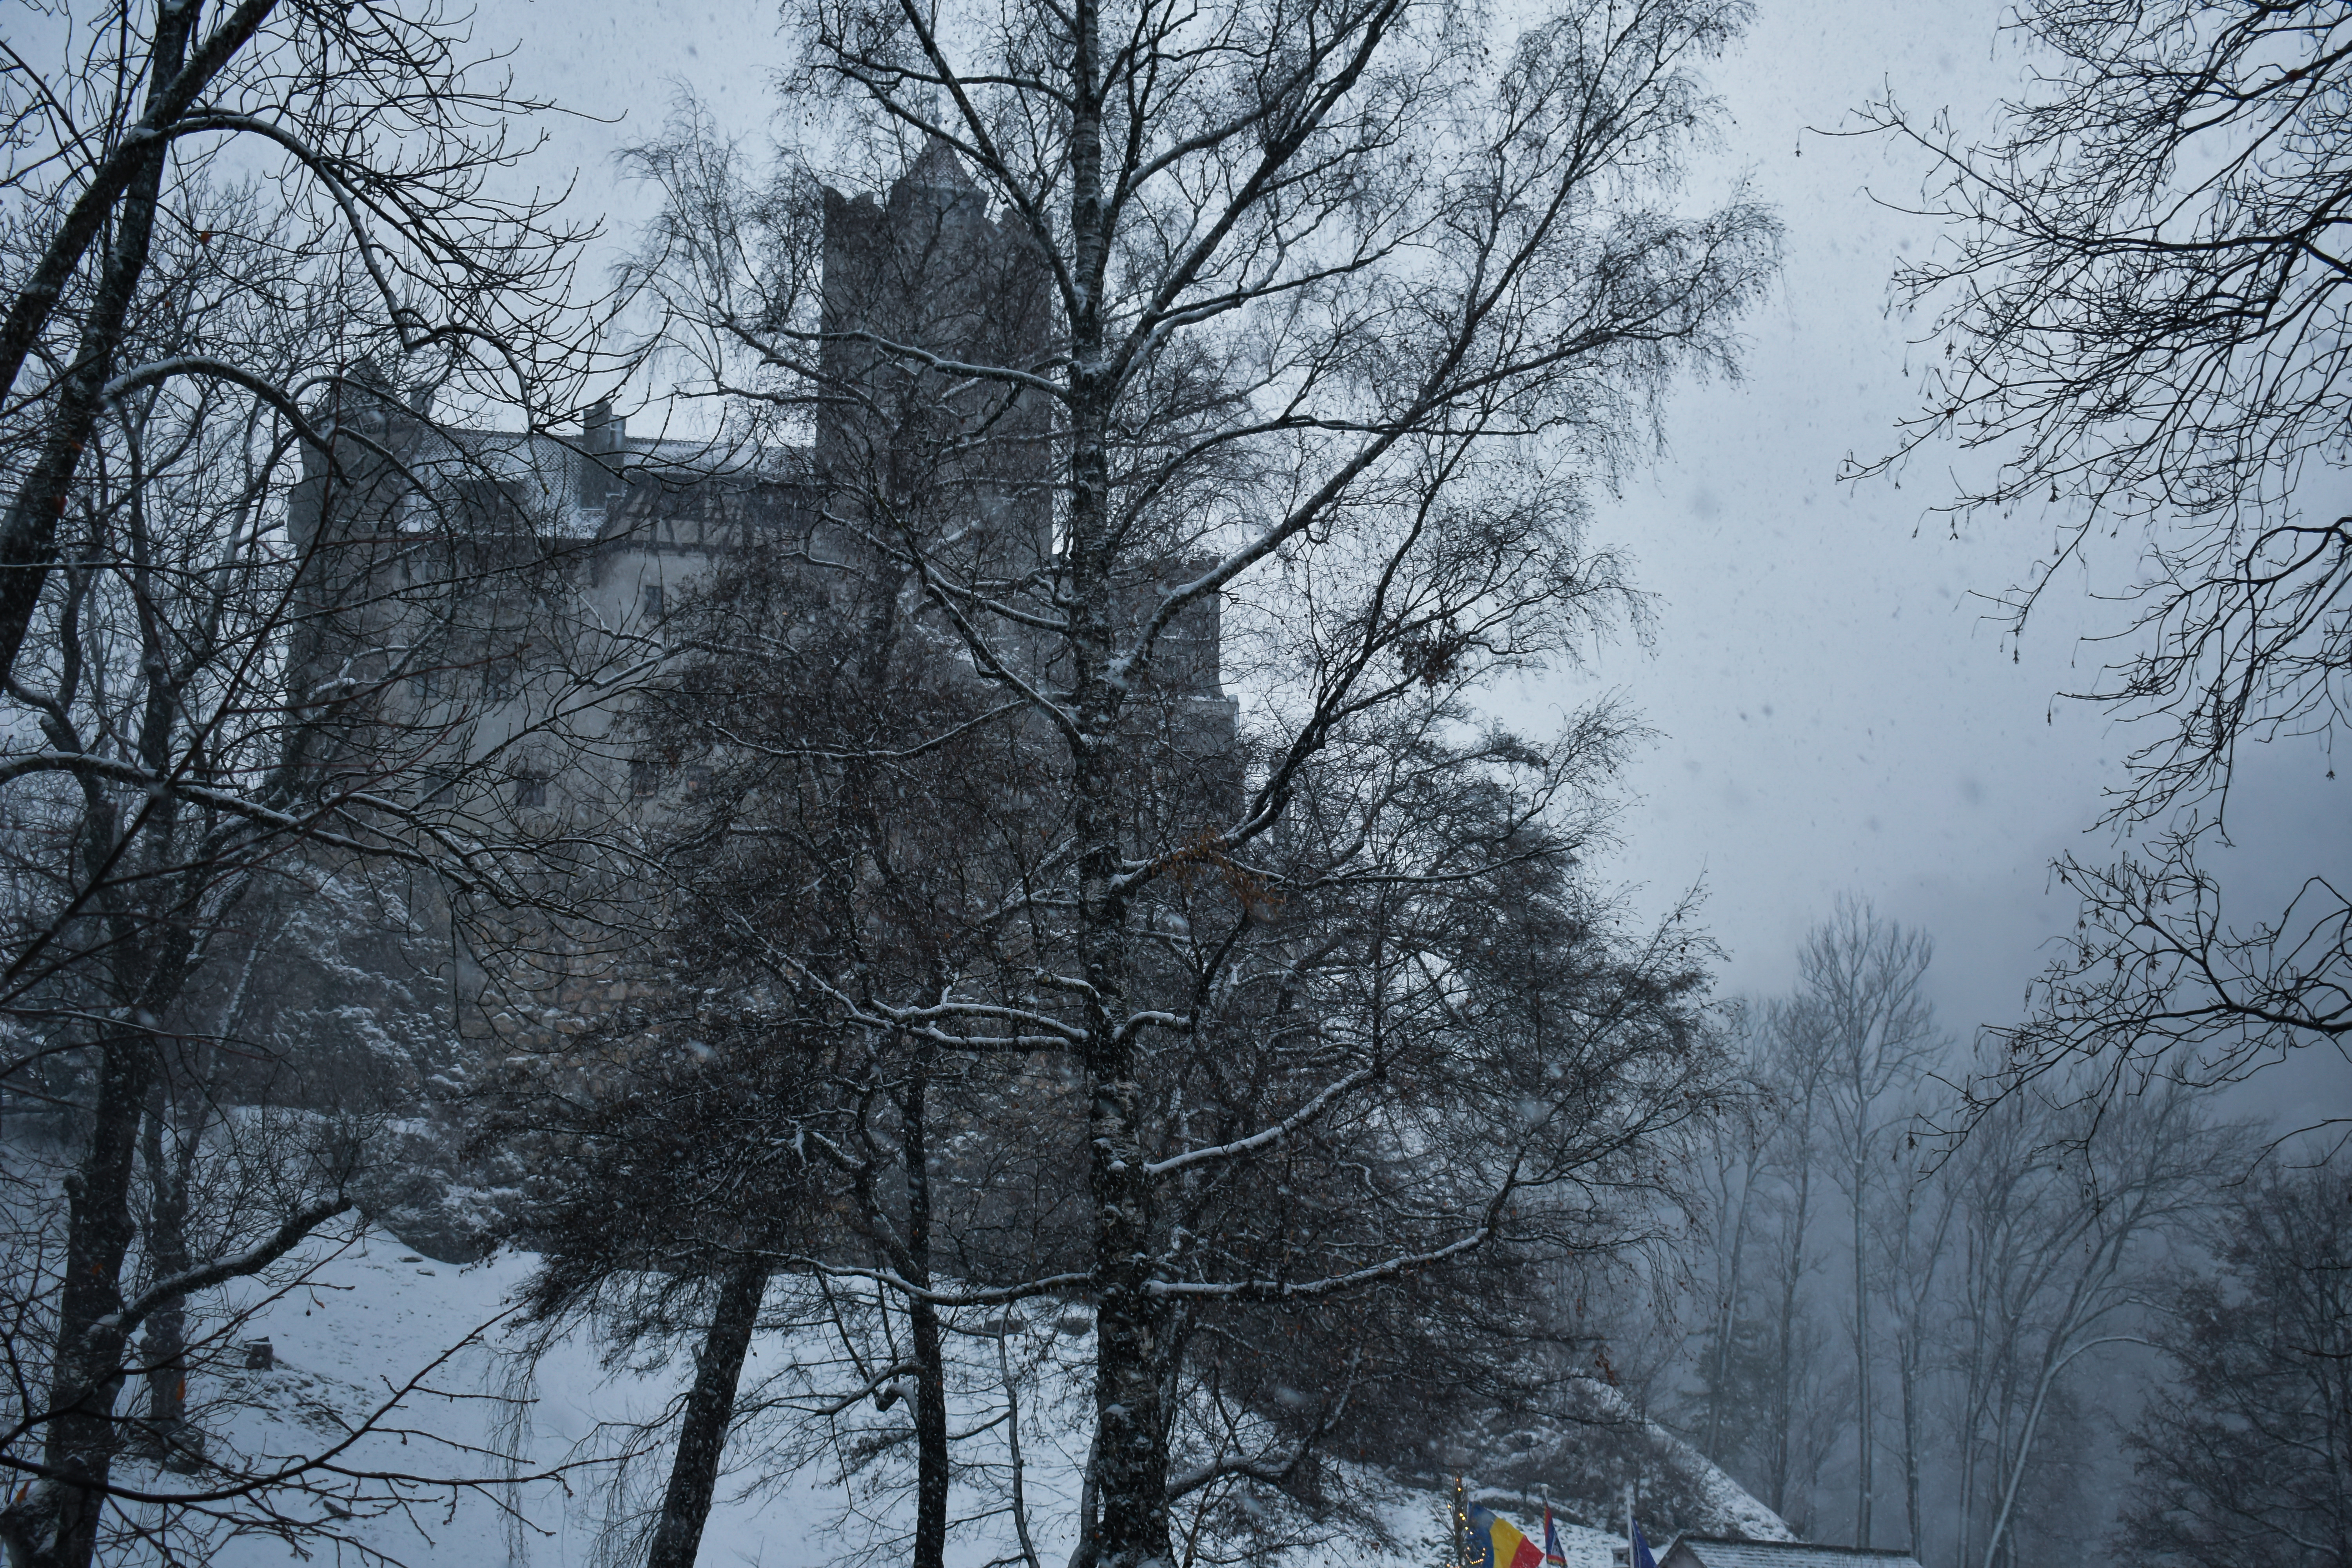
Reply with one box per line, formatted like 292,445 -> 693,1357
1454,1476 -> 1466,1568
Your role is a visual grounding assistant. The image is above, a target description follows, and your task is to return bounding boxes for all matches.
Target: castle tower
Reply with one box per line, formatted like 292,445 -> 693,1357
817,142 -> 1056,577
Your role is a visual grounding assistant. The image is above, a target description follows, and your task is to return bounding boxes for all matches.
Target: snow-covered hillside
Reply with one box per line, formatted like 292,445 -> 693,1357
131,1228 -> 1780,1568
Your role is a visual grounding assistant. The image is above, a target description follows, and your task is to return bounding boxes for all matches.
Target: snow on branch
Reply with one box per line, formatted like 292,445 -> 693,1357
1142,1067 -> 1376,1178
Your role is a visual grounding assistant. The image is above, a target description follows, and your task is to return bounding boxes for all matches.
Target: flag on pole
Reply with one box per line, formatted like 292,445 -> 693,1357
1462,1504 -> 1545,1568
1542,1505 -> 1568,1568
1630,1521 -> 1659,1568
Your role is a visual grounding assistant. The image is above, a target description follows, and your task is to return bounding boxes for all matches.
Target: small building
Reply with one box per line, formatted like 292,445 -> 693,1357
1657,1540 -> 1926,1568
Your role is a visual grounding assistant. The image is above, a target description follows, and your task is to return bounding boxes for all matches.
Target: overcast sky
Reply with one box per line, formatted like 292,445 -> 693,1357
471,0 -> 2348,1131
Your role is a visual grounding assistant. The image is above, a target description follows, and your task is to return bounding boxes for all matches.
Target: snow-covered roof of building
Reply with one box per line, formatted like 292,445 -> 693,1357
319,407 -> 811,542
1660,1538 -> 1925,1568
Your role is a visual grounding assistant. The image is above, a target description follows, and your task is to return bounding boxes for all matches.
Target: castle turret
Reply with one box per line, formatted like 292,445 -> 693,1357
817,141 -> 1054,570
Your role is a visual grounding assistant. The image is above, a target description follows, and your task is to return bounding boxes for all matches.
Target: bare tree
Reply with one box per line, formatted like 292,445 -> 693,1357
615,0 -> 1780,1560
1688,1009 -> 1770,1472
1751,993 -> 1836,1532
0,7 -> 619,1554
588,491 -> 1736,1566
1650,903 -> 2256,1568
494,1000 -> 841,1568
1779,899 -> 1940,1547
1849,0 -> 2352,1123
1873,1122 -> 1958,1559
1944,1081 -> 2241,1568
0,0 -> 604,686
1989,833 -> 2348,1136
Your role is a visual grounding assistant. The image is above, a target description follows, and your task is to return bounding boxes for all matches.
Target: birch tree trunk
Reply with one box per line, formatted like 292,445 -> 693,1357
1851,1142 -> 1873,1546
902,1054 -> 951,1568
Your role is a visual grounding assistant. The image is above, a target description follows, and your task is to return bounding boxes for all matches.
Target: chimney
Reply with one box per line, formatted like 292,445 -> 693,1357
585,398 -> 625,456
581,399 -> 626,510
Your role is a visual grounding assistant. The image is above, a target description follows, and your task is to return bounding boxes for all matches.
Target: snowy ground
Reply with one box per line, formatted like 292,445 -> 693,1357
111,1227 -> 1753,1568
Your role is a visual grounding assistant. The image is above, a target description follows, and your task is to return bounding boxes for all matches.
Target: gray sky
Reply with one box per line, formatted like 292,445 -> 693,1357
1574,0 -> 2352,1136
475,0 -> 2350,1130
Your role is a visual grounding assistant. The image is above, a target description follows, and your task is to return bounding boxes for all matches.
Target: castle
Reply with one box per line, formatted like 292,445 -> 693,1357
282,144 -> 1236,1054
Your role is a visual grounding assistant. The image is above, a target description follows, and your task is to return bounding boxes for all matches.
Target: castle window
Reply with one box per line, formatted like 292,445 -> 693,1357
513,773 -> 547,810
408,670 -> 437,701
484,663 -> 515,702
630,760 -> 660,798
640,581 -> 664,622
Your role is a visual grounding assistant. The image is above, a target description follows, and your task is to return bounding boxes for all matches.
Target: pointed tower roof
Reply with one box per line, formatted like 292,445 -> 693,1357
897,138 -> 978,198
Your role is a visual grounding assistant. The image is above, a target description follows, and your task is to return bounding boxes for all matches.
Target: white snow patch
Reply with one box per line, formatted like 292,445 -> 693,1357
111,1228 -> 1780,1568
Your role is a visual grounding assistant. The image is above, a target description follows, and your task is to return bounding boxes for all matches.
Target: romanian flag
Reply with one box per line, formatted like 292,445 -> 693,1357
1543,1506 -> 1568,1568
1464,1504 -> 1544,1568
